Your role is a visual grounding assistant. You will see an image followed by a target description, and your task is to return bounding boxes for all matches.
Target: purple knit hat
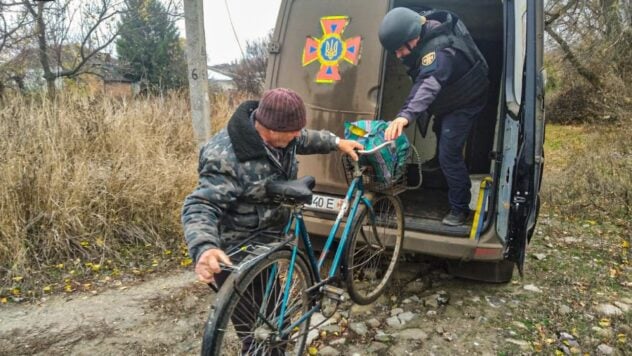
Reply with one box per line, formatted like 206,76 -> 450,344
255,88 -> 306,131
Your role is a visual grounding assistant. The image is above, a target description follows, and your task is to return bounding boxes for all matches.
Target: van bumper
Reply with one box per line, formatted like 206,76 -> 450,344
302,212 -> 505,262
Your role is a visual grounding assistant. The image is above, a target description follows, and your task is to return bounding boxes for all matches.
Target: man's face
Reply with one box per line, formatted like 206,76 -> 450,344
394,37 -> 420,59
267,129 -> 301,148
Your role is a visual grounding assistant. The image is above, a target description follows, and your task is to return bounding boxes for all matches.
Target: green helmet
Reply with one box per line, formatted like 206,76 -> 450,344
378,8 -> 423,52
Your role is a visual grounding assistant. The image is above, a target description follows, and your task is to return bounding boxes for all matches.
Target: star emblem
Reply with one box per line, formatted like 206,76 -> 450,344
302,16 -> 362,84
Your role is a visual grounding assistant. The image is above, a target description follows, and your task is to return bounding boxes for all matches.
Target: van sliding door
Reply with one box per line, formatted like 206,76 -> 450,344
265,0 -> 389,194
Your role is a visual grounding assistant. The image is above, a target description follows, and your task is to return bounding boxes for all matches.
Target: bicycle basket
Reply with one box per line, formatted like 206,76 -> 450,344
342,120 -> 421,193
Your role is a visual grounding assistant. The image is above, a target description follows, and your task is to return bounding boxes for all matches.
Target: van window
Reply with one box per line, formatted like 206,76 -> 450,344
511,1 -> 528,112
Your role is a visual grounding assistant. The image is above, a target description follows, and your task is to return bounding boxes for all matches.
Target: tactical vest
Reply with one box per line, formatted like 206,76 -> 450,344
414,10 -> 490,116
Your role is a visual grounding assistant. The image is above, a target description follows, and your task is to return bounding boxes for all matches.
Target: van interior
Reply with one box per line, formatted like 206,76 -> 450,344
379,0 -> 504,237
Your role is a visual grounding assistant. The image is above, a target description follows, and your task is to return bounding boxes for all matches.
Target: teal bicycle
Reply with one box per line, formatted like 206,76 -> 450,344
202,142 -> 409,355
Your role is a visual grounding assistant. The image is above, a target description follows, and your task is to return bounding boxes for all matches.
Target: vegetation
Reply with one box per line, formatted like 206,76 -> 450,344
545,0 -> 631,123
487,123 -> 631,355
116,0 -> 187,93
0,0 -> 122,97
230,35 -> 271,95
0,89 -> 252,300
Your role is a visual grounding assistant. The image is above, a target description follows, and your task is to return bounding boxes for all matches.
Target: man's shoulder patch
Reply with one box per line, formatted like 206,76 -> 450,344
421,51 -> 436,66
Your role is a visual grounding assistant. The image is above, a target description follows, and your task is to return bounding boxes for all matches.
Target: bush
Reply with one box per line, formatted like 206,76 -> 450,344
545,55 -> 631,125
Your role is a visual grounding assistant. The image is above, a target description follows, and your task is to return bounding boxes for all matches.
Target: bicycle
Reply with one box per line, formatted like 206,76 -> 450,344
202,141 -> 412,355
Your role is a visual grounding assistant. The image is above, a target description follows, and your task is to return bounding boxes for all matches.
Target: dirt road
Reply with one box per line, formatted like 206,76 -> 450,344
0,261 -> 508,356
0,271 -> 210,355
1,216 -> 630,355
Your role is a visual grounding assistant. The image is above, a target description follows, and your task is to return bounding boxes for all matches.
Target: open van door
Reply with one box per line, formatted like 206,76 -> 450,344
497,0 -> 545,274
265,0 -> 390,195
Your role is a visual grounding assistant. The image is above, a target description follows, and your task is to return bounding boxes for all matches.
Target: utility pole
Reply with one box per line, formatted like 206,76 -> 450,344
183,0 -> 211,145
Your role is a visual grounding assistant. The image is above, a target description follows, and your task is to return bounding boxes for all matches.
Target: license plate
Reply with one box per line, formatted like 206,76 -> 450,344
307,193 -> 344,213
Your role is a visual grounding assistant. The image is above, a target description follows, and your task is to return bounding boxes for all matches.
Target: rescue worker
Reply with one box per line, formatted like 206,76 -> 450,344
379,7 -> 489,226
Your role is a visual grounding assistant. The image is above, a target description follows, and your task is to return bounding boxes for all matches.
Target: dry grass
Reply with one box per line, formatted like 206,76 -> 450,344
0,89 -> 247,299
541,120 -> 632,233
2,86 -> 629,300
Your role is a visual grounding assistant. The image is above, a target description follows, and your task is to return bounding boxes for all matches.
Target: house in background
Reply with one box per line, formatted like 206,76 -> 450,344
2,48 -> 64,92
97,62 -> 138,97
207,66 -> 235,91
2,48 -> 138,97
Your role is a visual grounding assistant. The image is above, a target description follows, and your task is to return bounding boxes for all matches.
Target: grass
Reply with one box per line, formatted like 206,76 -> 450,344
491,121 -> 632,355
0,89 -> 248,301
542,121 -> 631,230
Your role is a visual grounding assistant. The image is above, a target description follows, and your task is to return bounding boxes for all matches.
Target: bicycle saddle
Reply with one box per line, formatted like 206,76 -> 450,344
266,176 -> 315,204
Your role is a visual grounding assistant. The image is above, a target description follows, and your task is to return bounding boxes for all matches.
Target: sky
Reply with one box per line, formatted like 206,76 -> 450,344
200,0 -> 282,65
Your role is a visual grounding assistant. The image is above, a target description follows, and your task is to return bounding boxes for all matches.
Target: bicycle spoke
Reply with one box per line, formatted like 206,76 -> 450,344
205,251 -> 313,355
345,195 -> 404,305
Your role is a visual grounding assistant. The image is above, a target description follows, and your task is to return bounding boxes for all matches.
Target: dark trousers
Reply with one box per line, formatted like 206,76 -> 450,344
435,102 -> 485,213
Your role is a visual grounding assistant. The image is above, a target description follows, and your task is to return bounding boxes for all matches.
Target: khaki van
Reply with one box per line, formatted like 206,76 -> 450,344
264,0 -> 545,282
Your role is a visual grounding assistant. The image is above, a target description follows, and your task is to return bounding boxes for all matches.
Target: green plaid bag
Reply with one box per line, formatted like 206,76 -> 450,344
344,120 -> 410,185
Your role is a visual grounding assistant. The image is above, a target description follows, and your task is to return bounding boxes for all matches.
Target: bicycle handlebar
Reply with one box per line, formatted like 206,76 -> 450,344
356,141 -> 395,155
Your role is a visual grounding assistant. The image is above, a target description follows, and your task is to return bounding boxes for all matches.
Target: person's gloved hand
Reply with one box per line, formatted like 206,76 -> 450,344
385,117 -> 409,140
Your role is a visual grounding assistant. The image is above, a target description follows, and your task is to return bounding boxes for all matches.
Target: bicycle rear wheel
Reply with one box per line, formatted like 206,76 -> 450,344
345,194 -> 404,305
202,250 -> 313,356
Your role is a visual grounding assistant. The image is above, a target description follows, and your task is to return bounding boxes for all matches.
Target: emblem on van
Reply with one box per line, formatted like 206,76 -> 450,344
302,16 -> 362,84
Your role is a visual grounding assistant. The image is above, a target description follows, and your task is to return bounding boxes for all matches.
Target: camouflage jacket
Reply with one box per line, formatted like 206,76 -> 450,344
182,100 -> 338,263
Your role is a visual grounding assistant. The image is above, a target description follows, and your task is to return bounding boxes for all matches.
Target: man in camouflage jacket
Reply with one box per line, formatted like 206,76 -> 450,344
182,88 -> 362,284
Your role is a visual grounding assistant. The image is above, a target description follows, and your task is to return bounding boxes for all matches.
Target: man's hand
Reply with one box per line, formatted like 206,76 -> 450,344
384,117 -> 409,140
195,248 -> 232,283
338,139 -> 364,161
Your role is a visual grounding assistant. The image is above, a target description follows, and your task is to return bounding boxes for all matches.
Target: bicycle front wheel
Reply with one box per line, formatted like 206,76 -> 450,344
202,250 -> 313,356
345,194 -> 404,305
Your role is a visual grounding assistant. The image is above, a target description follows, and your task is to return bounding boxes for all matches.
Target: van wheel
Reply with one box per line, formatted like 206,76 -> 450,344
446,260 -> 514,283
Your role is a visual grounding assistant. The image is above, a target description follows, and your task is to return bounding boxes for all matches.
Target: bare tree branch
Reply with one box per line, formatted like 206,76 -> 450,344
545,0 -> 579,27
545,25 -> 603,89
10,0 -> 124,96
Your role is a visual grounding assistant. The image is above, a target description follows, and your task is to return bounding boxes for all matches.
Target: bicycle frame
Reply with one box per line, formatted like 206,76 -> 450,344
264,163 -> 383,338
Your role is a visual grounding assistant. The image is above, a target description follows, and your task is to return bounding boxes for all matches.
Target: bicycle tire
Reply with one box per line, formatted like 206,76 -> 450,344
344,194 -> 404,305
202,249 -> 313,355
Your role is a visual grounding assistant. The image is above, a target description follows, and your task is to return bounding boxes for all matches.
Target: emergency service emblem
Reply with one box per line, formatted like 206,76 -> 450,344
302,16 -> 362,84
421,51 -> 436,66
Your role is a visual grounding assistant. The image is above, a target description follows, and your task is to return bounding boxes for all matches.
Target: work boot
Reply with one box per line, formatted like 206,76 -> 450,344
421,156 -> 440,172
442,210 -> 468,226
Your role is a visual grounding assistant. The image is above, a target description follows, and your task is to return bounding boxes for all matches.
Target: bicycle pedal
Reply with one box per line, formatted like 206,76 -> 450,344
322,285 -> 345,301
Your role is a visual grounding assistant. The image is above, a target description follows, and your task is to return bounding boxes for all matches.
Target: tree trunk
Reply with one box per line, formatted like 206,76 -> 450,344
545,26 -> 603,90
34,2 -> 56,97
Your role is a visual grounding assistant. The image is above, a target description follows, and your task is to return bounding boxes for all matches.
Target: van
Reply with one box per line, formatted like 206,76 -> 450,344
264,0 -> 545,282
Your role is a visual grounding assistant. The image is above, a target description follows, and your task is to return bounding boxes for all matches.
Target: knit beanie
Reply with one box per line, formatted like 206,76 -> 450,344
254,88 -> 306,131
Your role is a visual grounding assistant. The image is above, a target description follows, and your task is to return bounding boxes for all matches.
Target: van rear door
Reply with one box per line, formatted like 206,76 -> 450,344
265,0 -> 390,195
497,0 -> 545,273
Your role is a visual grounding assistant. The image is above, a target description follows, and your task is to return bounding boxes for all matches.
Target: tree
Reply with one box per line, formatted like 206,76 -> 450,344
14,0 -> 123,97
116,0 -> 186,93
227,34 -> 271,96
0,1 -> 35,95
545,0 -> 631,90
